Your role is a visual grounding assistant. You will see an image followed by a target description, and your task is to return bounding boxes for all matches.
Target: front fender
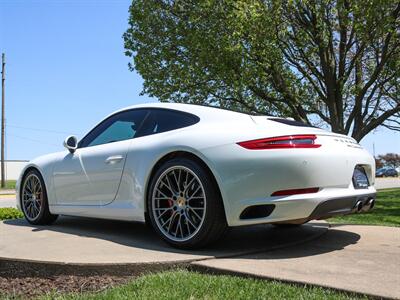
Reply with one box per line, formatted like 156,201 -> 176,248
16,151 -> 66,209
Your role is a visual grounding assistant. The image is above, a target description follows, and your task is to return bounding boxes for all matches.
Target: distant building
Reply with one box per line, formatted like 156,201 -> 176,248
0,160 -> 28,180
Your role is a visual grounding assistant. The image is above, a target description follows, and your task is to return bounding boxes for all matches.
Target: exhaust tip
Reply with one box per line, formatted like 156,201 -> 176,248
354,200 -> 363,213
361,198 -> 375,212
368,198 -> 375,210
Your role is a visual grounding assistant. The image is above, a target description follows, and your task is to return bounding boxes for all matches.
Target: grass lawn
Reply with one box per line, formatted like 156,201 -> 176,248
36,269 -> 367,300
0,179 -> 16,190
331,188 -> 400,227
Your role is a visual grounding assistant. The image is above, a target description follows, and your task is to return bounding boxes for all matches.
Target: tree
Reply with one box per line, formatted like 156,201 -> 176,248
124,0 -> 400,141
378,153 -> 400,168
375,157 -> 384,169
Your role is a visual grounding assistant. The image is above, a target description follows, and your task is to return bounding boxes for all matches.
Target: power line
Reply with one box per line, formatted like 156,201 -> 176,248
6,123 -> 80,135
7,133 -> 61,147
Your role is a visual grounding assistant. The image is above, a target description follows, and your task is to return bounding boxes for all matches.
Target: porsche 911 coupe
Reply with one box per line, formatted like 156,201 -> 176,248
17,103 -> 376,248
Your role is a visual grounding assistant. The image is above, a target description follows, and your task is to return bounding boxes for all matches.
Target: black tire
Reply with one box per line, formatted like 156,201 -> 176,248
20,169 -> 58,225
147,157 -> 227,249
144,211 -> 153,228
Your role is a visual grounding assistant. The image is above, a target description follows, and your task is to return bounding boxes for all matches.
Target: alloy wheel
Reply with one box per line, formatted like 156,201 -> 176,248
152,166 -> 206,242
22,174 -> 43,221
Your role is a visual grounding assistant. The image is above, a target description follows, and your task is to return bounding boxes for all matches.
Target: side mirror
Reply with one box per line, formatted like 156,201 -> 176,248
63,135 -> 78,153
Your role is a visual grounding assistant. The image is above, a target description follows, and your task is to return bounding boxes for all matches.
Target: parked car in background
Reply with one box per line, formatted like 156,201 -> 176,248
376,167 -> 398,177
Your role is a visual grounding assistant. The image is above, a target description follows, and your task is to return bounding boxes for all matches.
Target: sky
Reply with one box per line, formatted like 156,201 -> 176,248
0,0 -> 399,160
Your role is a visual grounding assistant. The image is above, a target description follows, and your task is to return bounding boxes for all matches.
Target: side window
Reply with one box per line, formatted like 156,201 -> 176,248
138,109 -> 199,137
79,110 -> 147,148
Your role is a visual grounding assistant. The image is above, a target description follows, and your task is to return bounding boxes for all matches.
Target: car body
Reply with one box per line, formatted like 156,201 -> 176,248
17,103 -> 376,248
376,167 -> 398,177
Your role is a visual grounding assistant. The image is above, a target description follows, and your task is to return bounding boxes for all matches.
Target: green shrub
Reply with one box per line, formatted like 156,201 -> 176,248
0,207 -> 23,220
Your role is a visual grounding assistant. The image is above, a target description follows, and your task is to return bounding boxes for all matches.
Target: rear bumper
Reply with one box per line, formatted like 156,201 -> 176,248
307,192 -> 375,220
271,191 -> 376,225
224,186 -> 376,226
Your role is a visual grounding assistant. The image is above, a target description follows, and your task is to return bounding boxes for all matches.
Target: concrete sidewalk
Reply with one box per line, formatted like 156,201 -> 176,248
193,224 -> 400,299
0,217 -> 328,264
1,217 -> 399,298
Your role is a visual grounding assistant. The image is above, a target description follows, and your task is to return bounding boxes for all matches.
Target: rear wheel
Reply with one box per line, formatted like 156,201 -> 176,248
21,169 -> 58,225
148,158 -> 227,249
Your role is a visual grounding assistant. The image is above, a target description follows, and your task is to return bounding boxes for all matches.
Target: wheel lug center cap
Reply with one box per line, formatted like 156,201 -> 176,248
176,197 -> 185,207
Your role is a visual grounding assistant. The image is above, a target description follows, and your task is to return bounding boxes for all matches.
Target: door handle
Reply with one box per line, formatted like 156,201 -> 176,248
105,155 -> 124,164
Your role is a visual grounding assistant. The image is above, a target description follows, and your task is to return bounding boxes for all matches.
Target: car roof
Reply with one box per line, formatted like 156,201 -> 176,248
80,103 -> 255,140
113,102 -> 252,121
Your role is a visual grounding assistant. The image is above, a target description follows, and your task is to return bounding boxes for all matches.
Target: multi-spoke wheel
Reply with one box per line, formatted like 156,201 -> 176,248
22,173 -> 43,221
21,169 -> 58,225
148,157 -> 227,248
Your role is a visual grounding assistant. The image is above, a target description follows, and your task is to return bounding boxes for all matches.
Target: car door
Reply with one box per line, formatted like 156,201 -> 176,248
53,109 -> 148,205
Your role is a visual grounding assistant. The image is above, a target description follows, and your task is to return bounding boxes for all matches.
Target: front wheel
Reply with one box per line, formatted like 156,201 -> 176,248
20,169 -> 58,225
148,158 -> 227,249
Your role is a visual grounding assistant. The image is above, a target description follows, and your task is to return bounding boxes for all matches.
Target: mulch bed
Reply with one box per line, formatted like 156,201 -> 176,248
0,274 -> 132,298
0,260 -> 183,298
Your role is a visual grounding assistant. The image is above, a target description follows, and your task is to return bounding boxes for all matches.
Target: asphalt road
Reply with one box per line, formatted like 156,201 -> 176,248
0,194 -> 17,208
374,177 -> 400,189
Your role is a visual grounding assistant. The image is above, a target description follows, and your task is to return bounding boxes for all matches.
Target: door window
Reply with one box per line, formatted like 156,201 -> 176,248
79,109 -> 147,148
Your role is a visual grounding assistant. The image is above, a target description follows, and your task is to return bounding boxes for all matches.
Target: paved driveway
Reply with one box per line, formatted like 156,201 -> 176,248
0,217 -> 328,264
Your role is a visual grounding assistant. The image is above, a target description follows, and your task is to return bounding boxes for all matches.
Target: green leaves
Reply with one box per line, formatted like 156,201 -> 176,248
0,207 -> 23,220
124,0 -> 400,140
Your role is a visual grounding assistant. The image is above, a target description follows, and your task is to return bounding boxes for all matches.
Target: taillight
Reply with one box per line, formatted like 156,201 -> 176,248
237,134 -> 321,150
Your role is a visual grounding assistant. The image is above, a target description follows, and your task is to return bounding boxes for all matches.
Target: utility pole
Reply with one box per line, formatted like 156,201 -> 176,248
1,53 -> 5,188
373,142 -> 376,158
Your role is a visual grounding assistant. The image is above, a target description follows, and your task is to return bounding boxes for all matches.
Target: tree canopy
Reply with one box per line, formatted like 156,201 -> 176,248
124,0 -> 400,141
377,153 -> 400,168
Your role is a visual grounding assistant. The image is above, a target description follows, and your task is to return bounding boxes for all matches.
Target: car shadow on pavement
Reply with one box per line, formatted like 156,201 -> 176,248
4,216 -> 360,259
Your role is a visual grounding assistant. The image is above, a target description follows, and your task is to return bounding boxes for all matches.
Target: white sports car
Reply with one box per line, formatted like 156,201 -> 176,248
17,103 -> 376,248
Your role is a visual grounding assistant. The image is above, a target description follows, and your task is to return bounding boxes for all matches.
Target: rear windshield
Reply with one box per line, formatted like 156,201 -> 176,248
269,118 -> 316,128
